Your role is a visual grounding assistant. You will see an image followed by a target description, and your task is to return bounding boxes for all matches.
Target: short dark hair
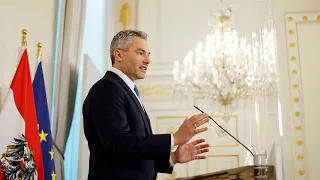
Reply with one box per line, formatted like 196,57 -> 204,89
110,30 -> 148,64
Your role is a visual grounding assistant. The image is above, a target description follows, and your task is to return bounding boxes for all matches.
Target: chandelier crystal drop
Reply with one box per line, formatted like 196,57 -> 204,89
172,2 -> 278,110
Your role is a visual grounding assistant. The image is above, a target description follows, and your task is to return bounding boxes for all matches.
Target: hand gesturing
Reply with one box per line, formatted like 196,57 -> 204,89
173,113 -> 209,146
173,139 -> 209,164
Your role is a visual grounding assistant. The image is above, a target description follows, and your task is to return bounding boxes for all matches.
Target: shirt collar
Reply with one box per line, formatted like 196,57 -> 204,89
109,67 -> 135,91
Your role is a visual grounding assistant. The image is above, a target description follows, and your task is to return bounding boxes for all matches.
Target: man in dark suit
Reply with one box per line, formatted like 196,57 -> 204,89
82,30 -> 210,180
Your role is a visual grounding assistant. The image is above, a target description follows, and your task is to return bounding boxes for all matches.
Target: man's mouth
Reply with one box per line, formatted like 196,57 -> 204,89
140,66 -> 147,72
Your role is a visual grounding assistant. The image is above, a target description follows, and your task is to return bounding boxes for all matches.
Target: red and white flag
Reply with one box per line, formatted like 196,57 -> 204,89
0,49 -> 44,179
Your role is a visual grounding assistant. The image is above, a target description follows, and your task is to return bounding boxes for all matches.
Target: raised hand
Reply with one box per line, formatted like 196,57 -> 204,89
173,113 -> 209,146
171,139 -> 209,164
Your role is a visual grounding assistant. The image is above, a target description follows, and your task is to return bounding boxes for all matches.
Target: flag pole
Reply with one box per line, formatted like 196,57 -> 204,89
18,29 -> 27,64
36,42 -> 42,61
21,29 -> 27,46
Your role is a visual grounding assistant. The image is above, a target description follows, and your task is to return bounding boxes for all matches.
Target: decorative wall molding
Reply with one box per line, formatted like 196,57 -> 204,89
137,84 -> 172,98
285,11 -> 320,180
206,154 -> 240,173
0,85 -> 2,111
137,66 -> 174,100
146,65 -> 173,77
207,115 -> 239,148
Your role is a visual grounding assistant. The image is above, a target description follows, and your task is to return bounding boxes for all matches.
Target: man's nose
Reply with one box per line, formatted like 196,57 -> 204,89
144,55 -> 150,64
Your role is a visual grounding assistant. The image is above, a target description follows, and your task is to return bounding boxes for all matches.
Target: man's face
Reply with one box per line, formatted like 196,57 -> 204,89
115,36 -> 151,81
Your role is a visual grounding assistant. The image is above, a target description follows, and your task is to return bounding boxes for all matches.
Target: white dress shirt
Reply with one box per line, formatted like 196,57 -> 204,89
109,67 -> 175,167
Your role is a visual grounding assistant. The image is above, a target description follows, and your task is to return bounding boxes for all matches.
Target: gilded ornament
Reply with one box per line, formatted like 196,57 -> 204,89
137,85 -> 171,97
296,140 -> 303,146
120,3 -> 131,30
293,97 -> 299,102
291,56 -> 296,61
292,84 -> 299,88
298,169 -> 305,175
288,29 -> 295,35
216,124 -> 228,137
21,29 -> 27,46
36,42 -> 42,60
292,70 -> 297,75
317,15 -> 320,21
290,42 -> 295,48
294,111 -> 300,117
302,16 -> 308,21
295,125 -> 302,131
297,154 -> 304,160
288,16 -> 293,22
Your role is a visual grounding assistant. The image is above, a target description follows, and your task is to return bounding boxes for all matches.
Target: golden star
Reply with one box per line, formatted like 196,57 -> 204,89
39,130 -> 48,142
49,149 -> 54,160
51,171 -> 56,180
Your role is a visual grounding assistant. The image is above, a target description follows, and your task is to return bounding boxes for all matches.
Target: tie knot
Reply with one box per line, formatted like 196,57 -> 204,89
134,85 -> 140,98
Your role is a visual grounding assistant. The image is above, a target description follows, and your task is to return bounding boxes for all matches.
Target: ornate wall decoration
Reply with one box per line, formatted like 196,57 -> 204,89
285,11 -> 320,180
119,3 -> 131,30
206,154 -> 240,173
137,84 -> 172,98
117,0 -> 139,31
207,115 -> 239,147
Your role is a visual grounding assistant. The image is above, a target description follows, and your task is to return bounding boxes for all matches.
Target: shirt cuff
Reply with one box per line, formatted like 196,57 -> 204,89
169,134 -> 175,167
169,155 -> 174,167
170,133 -> 174,150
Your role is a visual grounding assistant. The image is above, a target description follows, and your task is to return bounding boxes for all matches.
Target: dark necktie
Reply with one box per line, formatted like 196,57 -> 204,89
134,85 -> 140,99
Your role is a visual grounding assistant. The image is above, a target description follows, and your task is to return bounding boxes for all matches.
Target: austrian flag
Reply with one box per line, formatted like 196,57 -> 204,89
0,49 -> 44,179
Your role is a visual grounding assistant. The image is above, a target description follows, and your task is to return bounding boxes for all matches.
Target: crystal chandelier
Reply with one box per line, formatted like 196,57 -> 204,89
172,1 -> 278,111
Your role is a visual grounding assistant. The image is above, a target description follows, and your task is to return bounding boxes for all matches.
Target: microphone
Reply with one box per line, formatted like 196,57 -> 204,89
194,105 -> 254,156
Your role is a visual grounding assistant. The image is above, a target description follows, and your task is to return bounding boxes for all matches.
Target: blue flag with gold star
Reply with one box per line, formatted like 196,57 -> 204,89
33,61 -> 56,180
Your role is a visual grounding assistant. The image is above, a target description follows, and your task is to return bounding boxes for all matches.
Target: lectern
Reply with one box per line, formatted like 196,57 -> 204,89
175,165 -> 275,180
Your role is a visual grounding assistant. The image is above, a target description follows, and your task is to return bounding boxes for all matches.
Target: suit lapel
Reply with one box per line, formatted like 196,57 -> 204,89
120,81 -> 152,134
106,71 -> 152,134
144,111 -> 153,134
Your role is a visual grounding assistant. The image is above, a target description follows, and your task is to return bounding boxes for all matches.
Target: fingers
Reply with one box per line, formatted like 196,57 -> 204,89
195,143 -> 210,150
191,139 -> 206,145
196,148 -> 209,154
193,117 -> 209,128
174,114 -> 209,145
195,156 -> 206,160
190,113 -> 209,124
195,145 -> 209,160
183,117 -> 188,122
192,140 -> 210,155
194,127 -> 208,135
190,113 -> 209,130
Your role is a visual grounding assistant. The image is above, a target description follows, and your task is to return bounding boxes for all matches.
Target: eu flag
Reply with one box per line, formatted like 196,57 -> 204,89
33,61 -> 56,180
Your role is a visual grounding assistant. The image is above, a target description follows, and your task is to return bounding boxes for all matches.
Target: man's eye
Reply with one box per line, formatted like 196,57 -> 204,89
138,52 -> 143,55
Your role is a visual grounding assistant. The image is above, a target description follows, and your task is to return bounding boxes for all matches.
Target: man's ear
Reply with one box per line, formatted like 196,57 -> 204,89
114,49 -> 123,62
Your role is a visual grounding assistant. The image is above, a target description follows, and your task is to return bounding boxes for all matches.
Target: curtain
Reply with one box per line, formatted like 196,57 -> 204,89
64,1 -> 107,179
50,0 -> 87,179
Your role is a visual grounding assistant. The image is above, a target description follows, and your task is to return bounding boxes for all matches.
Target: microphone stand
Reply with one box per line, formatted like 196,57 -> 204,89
194,105 -> 254,157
